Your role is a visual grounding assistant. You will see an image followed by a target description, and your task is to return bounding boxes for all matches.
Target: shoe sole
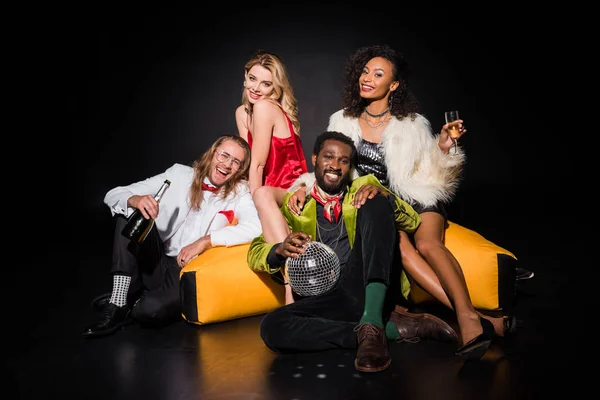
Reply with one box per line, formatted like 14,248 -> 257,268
81,312 -> 132,339
354,358 -> 391,373
82,324 -> 125,338
455,339 -> 492,361
394,305 -> 459,343
515,272 -> 534,281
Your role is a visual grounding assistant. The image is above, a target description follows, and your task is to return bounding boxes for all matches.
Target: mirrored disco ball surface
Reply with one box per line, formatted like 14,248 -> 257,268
285,241 -> 341,297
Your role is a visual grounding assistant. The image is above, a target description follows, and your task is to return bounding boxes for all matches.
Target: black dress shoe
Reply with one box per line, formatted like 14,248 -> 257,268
454,317 -> 495,361
389,305 -> 459,343
90,292 -> 111,312
354,324 -> 391,373
82,303 -> 131,338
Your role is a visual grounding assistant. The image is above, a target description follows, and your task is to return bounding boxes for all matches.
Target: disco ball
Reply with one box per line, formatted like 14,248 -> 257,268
285,241 -> 341,297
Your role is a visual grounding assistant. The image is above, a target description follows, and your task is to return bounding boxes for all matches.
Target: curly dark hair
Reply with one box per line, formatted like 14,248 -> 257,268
341,44 -> 421,121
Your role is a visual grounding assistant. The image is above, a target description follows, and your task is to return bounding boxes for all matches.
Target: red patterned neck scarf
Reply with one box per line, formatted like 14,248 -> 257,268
311,184 -> 345,223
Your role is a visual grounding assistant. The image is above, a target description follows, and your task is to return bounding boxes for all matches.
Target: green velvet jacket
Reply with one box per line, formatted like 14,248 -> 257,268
247,174 -> 421,274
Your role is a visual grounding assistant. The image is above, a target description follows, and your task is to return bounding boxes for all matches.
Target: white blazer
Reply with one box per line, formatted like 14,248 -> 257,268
104,163 -> 262,256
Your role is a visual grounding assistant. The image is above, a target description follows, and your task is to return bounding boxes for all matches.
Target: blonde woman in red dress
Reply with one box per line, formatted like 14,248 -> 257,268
235,50 -> 308,304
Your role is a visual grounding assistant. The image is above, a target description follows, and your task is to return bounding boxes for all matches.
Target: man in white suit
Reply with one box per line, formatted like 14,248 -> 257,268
83,135 -> 262,338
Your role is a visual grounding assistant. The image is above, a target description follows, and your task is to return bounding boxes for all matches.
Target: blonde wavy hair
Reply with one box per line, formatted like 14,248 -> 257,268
189,135 -> 251,210
241,50 -> 300,135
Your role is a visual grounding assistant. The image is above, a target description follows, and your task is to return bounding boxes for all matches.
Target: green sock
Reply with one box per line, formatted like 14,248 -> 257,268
358,282 -> 386,328
385,321 -> 400,340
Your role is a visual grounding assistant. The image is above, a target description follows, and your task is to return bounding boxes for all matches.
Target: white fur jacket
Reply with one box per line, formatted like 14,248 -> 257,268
289,109 -> 465,207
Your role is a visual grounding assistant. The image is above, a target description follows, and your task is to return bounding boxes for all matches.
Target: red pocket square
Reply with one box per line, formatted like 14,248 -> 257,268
218,210 -> 235,224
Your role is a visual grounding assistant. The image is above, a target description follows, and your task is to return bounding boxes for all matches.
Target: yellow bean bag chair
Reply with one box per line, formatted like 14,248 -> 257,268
180,221 -> 518,326
180,243 -> 285,326
405,221 -> 518,314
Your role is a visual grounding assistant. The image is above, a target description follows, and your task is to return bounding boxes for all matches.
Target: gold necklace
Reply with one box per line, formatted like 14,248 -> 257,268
316,217 -> 345,251
362,113 -> 390,129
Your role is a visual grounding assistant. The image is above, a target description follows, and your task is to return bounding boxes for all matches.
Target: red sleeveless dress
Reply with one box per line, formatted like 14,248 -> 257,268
247,106 -> 308,190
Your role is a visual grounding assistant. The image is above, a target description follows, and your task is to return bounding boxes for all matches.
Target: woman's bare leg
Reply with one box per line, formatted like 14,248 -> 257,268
399,230 -> 453,308
253,186 -> 290,243
402,212 -> 502,344
252,185 -> 294,304
399,232 -> 505,336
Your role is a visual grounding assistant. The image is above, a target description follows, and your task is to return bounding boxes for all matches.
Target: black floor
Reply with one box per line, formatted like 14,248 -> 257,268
12,184 -> 573,400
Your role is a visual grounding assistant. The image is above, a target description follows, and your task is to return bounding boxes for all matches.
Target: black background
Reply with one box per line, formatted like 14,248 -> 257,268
66,5 -> 555,207
57,4 -> 566,286
12,6 -> 587,395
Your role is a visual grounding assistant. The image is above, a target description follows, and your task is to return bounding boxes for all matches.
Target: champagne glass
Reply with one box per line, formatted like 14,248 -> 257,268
444,110 -> 460,154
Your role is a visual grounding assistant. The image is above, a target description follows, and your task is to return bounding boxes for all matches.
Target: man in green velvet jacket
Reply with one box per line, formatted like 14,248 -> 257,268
247,174 -> 420,273
247,131 -> 458,373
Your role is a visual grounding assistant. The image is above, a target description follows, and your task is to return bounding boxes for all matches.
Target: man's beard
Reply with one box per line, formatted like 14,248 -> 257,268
314,166 -> 351,195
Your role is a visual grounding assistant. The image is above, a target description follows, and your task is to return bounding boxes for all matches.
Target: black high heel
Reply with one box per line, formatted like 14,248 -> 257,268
454,317 -> 495,361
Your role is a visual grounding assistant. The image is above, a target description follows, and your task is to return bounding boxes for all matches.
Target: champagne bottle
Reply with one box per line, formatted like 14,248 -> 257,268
121,179 -> 171,243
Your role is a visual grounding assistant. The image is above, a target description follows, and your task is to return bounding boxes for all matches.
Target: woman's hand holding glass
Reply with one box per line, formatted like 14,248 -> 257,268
442,110 -> 466,154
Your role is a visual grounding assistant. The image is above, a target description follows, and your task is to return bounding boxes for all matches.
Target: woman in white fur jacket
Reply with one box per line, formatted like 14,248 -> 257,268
284,45 -> 507,361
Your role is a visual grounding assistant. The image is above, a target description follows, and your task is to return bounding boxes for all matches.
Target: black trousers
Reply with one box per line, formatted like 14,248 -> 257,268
260,194 -> 400,352
111,215 -> 182,326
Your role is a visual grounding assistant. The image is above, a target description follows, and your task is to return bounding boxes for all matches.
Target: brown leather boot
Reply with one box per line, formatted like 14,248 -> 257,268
389,305 -> 459,343
353,324 -> 391,373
